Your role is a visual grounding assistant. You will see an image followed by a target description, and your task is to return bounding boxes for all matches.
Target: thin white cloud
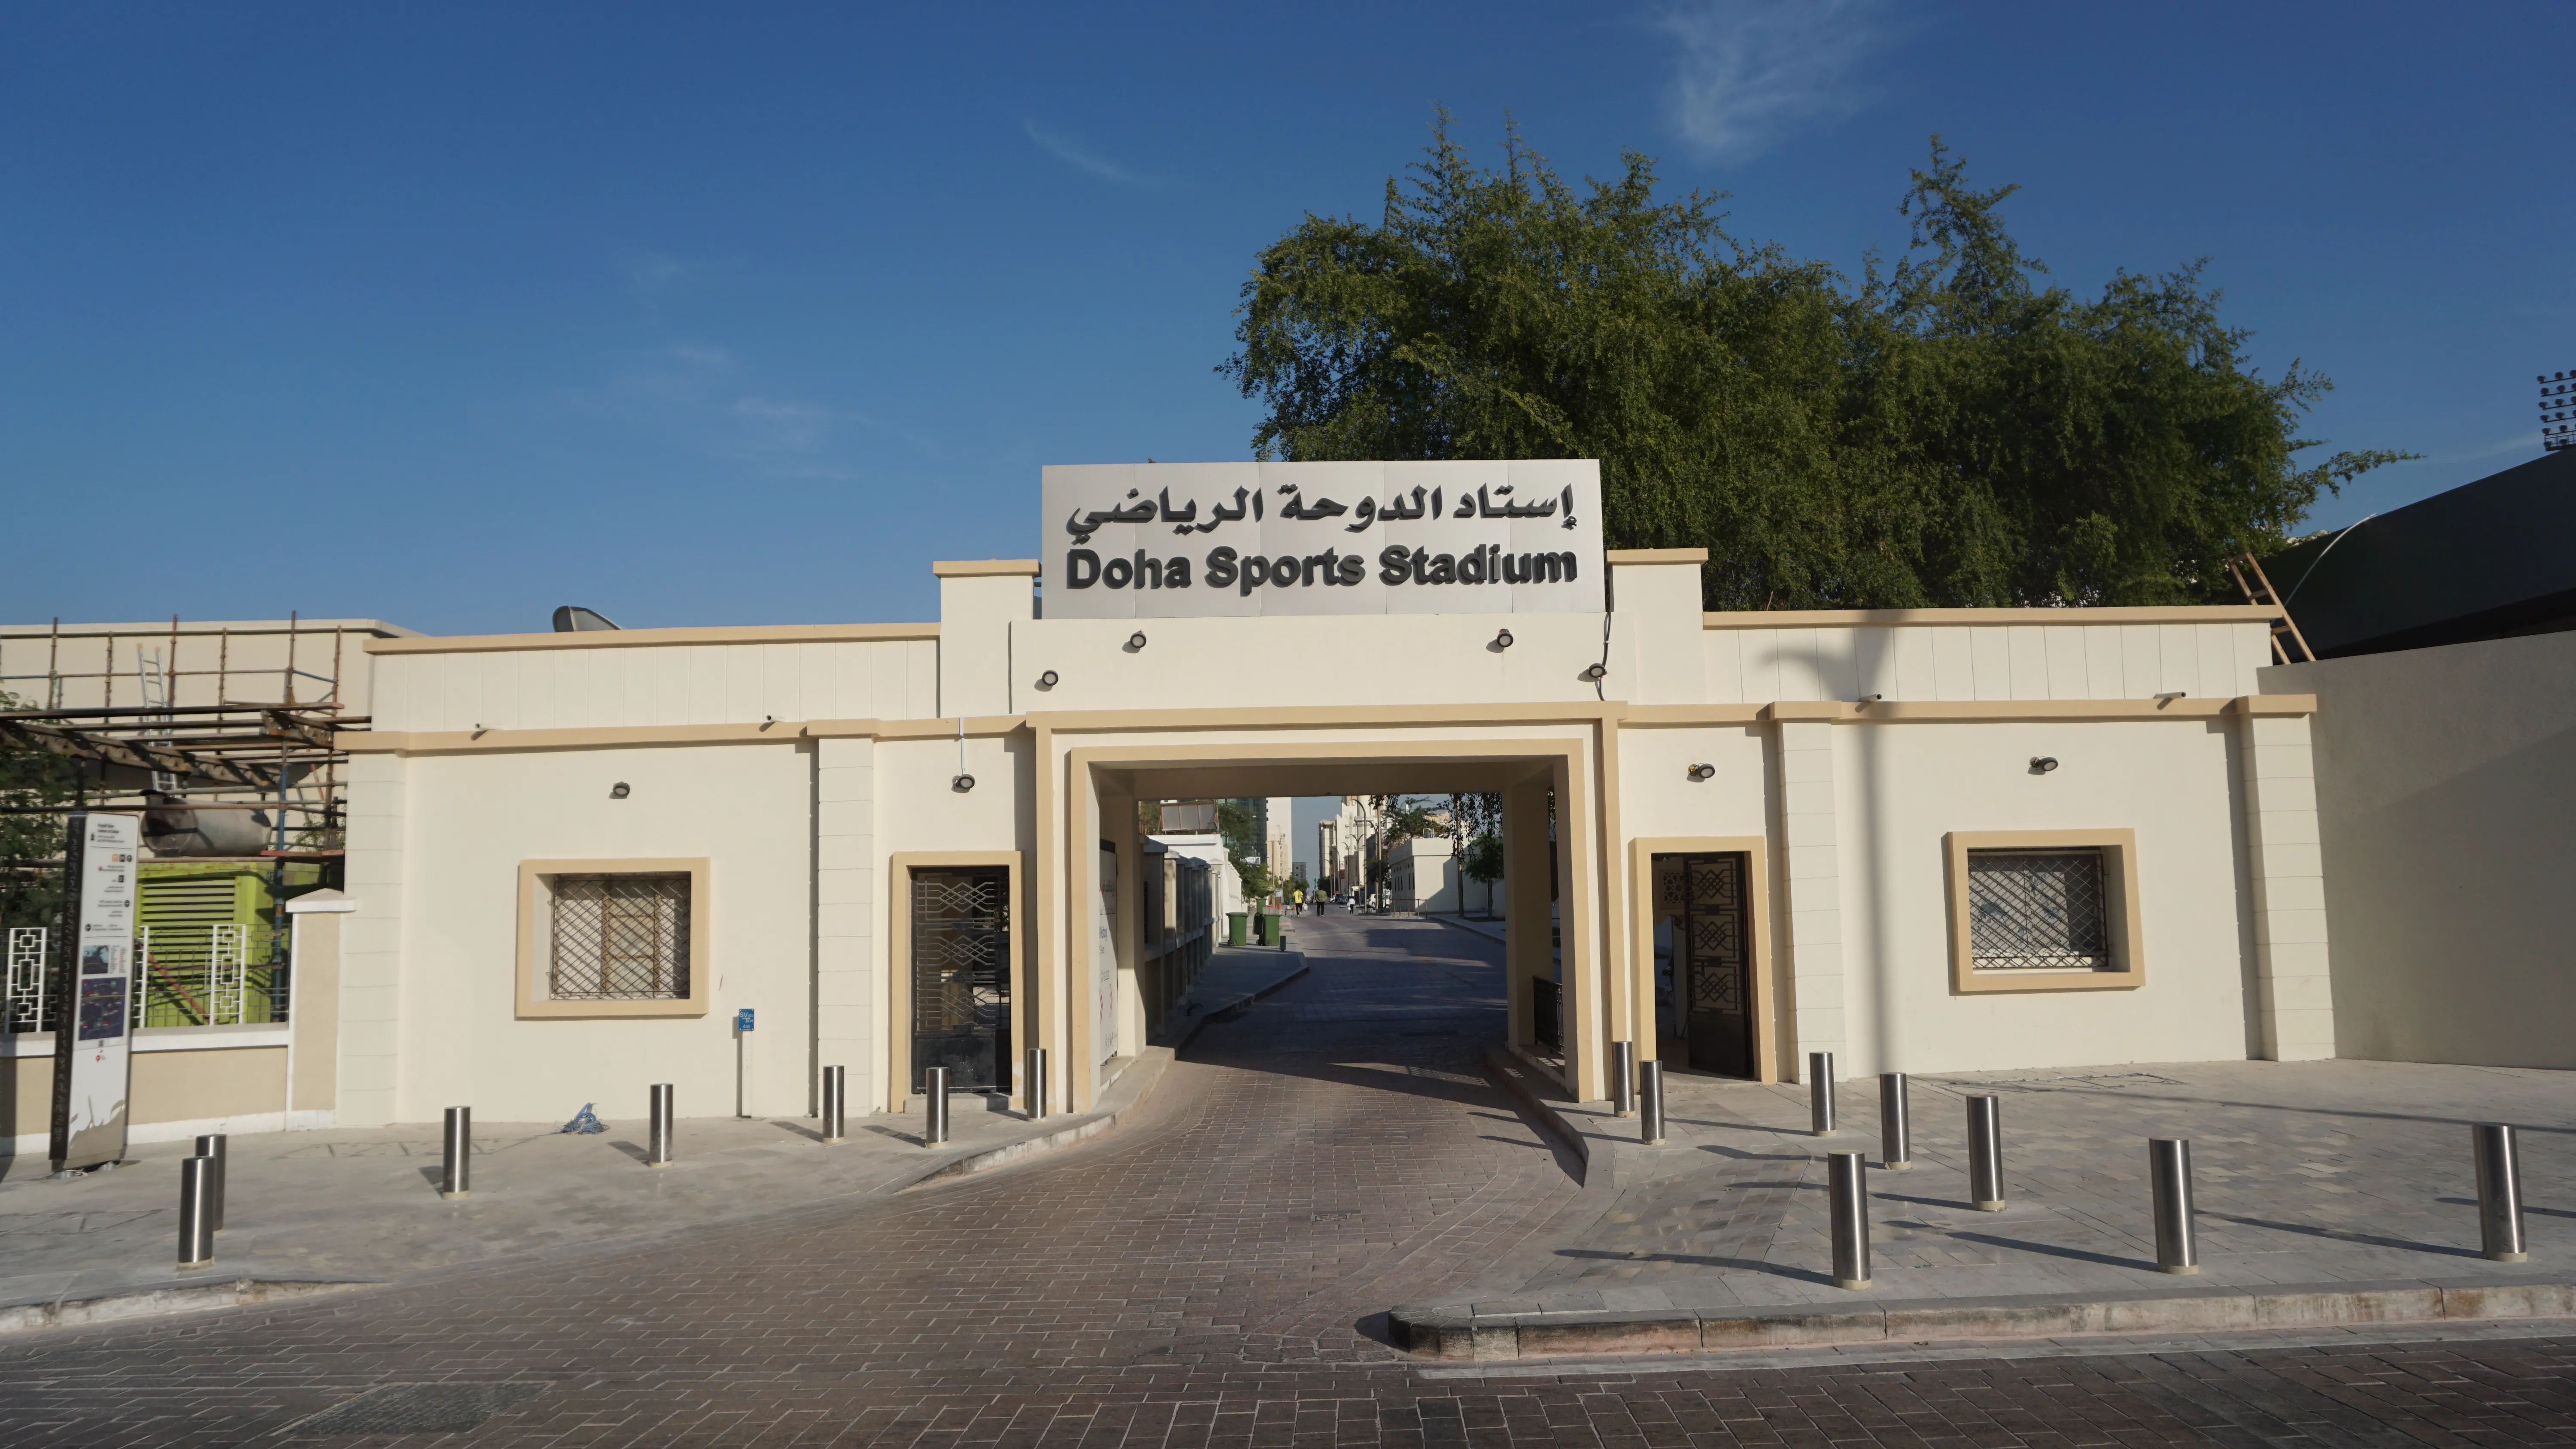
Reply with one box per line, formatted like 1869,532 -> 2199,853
729,396 -> 832,453
1024,119 -> 1151,186
549,344 -> 944,474
625,250 -> 686,298
1658,0 -> 1888,162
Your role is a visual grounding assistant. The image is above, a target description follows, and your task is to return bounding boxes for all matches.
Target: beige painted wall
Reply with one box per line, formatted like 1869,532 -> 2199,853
368,636 -> 939,733
388,742 -> 816,1125
1703,618 -> 2268,704
1017,614 -> 1610,715
2266,632 -> 2576,1068
1825,718 -> 2254,1076
6,1040 -> 289,1155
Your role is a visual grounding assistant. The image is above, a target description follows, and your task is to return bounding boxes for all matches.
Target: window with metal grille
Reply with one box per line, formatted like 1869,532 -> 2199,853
1965,849 -> 2111,970
549,874 -> 690,999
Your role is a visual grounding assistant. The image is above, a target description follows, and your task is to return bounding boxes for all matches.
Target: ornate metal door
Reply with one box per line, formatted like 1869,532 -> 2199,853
910,867 -> 1010,1091
1678,852 -> 1753,1078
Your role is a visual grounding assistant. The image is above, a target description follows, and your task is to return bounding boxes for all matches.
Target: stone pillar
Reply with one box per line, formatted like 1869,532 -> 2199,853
337,750 -> 405,1127
1503,776 -> 1553,1068
933,561 -> 1037,718
282,891 -> 355,1129
814,737 -> 879,1111
1773,709 -> 1844,1082
2240,703 -> 2336,1059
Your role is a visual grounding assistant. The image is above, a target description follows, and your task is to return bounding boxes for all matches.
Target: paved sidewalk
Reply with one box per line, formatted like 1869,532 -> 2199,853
0,947 -> 1306,1326
1396,1052 -> 2576,1355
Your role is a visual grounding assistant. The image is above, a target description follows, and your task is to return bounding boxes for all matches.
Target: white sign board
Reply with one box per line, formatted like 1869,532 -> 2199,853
51,812 -> 140,1171
1042,460 -> 1604,618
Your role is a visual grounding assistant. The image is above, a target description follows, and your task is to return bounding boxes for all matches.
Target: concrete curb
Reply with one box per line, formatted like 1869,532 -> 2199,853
1187,955 -> 1310,1033
0,1278 -> 367,1336
1388,1277 -> 2576,1362
1428,914 -> 1508,946
908,952 -> 1309,1188
1480,1043 -> 1604,1175
1405,1046 -> 2576,1361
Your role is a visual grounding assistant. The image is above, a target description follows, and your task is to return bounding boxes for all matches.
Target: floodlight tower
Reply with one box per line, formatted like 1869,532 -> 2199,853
2541,370 -> 2576,453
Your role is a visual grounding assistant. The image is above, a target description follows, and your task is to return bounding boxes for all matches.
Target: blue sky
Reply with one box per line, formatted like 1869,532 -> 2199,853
4,3 -> 2567,635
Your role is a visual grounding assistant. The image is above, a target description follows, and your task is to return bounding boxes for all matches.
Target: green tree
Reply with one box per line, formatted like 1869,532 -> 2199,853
0,693 -> 78,934
1215,799 -> 1274,905
1460,832 -> 1505,917
1224,120 -> 2408,608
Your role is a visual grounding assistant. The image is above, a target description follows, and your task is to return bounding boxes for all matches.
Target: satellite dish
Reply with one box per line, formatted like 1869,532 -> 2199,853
552,606 -> 622,633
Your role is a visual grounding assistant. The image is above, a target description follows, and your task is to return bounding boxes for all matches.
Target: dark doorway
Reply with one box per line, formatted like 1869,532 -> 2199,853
909,867 -> 1011,1091
1673,852 -> 1753,1078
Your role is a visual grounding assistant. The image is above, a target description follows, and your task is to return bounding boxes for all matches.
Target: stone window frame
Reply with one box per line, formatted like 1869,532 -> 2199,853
1942,830 -> 2143,994
516,858 -> 711,1019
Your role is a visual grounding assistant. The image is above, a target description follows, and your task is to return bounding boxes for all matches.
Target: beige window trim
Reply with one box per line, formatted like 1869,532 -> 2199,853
1943,830 -> 2142,994
888,851 -> 1026,1112
516,858 -> 712,1019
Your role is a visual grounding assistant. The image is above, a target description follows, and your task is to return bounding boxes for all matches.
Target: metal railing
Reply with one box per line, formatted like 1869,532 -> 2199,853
5,926 -> 47,1033
5,922 -> 290,1032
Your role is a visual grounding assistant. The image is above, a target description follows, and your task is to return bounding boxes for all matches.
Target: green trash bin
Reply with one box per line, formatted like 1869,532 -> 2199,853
1227,910 -> 1249,946
1257,911 -> 1281,946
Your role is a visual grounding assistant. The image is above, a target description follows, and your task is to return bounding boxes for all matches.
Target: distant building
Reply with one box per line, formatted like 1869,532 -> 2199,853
1387,836 -> 1458,914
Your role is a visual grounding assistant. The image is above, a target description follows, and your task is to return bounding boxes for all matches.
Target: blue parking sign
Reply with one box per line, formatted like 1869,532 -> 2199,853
735,1008 -> 754,1032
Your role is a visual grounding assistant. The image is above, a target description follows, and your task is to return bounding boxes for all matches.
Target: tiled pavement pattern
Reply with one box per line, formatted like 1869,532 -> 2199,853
1482,1054 -> 2576,1315
0,946 -> 1301,1313
4,913 -> 2572,1446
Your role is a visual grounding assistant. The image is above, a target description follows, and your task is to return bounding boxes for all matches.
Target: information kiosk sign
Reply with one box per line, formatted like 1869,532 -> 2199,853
49,812 -> 141,1172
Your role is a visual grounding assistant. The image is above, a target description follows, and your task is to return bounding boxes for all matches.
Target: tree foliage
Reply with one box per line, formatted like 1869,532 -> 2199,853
1224,120 -> 2408,608
0,692 -> 78,933
1215,798 -> 1273,905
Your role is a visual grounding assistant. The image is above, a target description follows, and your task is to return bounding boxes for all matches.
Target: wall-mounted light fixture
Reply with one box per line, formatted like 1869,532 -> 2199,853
1493,628 -> 1514,650
1126,631 -> 1148,652
1036,670 -> 1059,689
471,723 -> 491,739
1581,663 -> 1607,682
1686,763 -> 1715,782
610,782 -> 631,800
1860,693 -> 1883,704
953,773 -> 976,792
760,714 -> 777,731
2153,691 -> 2186,706
2029,756 -> 2060,775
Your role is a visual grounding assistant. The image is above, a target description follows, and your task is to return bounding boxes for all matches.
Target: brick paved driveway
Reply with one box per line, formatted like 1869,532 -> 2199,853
5,913 -> 2574,1446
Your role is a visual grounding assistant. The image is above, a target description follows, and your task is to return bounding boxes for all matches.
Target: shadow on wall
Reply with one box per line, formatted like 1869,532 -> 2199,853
2327,727 -> 2576,1067
2270,631 -> 2576,1070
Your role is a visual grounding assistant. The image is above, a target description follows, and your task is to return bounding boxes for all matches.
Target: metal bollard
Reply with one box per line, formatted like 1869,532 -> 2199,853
176,1155 -> 215,1269
1827,1151 -> 1871,1289
923,1066 -> 950,1146
1611,1040 -> 1635,1117
647,1083 -> 674,1167
820,1066 -> 846,1143
1966,1095 -> 2005,1211
1025,1046 -> 1049,1121
1879,1073 -> 1911,1170
2149,1137 -> 2197,1274
440,1107 -> 471,1199
1638,1060 -> 1665,1146
2475,1124 -> 2527,1262
192,1134 -> 227,1232
1808,1051 -> 1835,1136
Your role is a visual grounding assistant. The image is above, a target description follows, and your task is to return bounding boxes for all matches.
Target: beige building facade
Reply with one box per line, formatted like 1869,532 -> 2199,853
312,530 -> 2327,1125
2,466 -> 2342,1146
